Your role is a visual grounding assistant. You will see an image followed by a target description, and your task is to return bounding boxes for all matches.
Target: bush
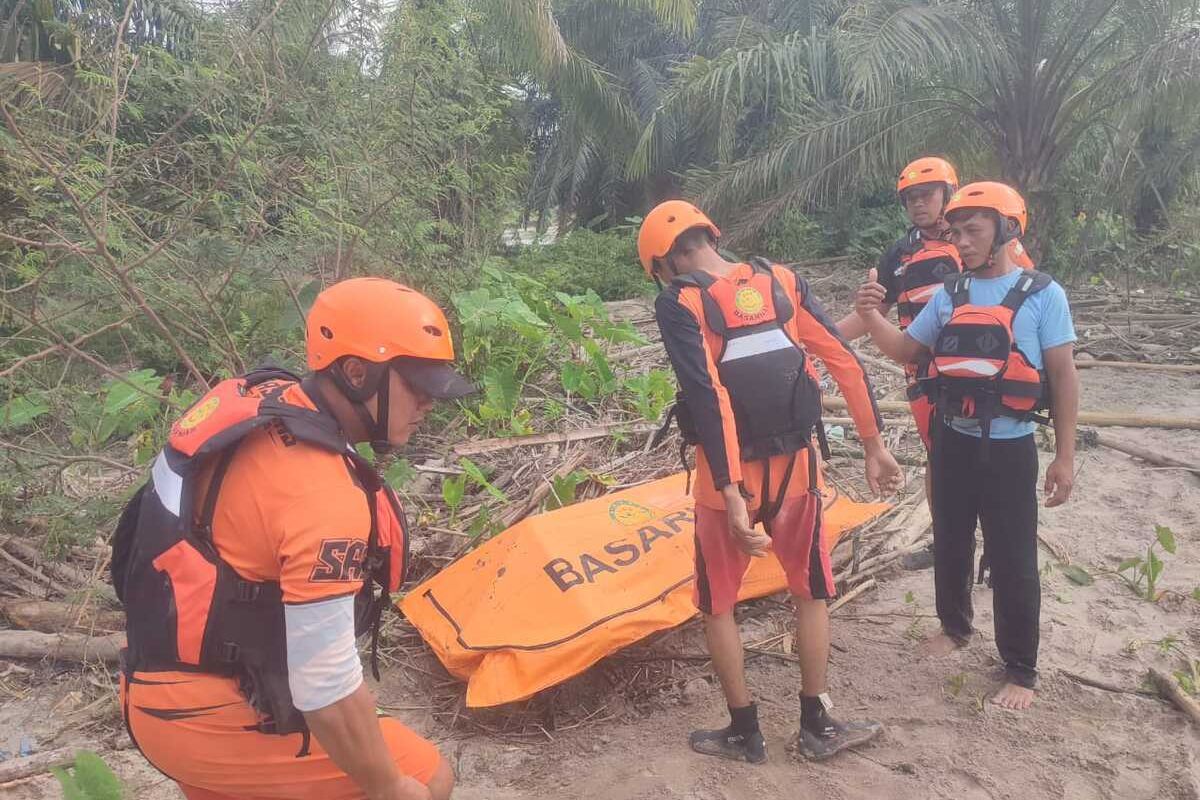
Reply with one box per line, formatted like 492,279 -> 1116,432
503,228 -> 650,301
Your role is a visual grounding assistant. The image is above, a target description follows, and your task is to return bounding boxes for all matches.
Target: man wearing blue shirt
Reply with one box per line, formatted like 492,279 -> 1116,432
853,182 -> 1080,711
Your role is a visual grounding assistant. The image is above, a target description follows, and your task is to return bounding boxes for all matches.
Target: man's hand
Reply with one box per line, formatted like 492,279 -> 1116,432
862,436 -> 903,497
1044,457 -> 1074,507
854,268 -> 888,318
721,485 -> 770,557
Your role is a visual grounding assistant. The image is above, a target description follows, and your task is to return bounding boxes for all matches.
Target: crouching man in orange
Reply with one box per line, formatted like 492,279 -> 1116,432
640,201 -> 902,763
113,278 -> 473,799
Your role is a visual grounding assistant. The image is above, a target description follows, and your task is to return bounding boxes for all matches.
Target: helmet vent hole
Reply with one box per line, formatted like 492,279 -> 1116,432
666,215 -> 676,223
424,325 -> 443,337
320,326 -> 334,339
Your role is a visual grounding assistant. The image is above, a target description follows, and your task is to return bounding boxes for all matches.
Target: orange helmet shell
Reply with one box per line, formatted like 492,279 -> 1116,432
945,181 -> 1028,236
637,200 -> 721,275
897,157 -> 959,195
306,278 -> 456,370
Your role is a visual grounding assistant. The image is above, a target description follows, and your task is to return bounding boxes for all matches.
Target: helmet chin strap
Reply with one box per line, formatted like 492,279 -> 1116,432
330,360 -> 394,454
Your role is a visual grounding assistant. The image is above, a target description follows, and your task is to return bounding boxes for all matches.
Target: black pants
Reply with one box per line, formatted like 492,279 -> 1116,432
929,425 -> 1040,688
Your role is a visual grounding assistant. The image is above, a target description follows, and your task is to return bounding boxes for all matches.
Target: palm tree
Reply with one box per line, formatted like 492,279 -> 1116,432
633,0 -> 1200,253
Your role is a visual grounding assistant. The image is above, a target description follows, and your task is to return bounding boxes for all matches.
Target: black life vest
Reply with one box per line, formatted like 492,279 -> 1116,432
915,270 -> 1052,457
111,367 -> 408,735
886,230 -> 962,399
654,259 -> 828,525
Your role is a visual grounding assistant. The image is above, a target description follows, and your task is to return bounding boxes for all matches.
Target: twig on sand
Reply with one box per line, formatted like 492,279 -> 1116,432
1148,668 -> 1200,725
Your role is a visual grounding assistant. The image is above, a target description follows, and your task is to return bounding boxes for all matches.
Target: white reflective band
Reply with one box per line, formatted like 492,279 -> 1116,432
939,358 -> 1002,377
721,328 -> 795,362
904,283 -> 941,303
152,451 -> 183,516
285,596 -> 363,712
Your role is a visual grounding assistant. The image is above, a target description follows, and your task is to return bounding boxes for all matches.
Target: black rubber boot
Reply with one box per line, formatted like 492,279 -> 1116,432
789,717 -> 883,761
689,703 -> 767,764
689,725 -> 768,764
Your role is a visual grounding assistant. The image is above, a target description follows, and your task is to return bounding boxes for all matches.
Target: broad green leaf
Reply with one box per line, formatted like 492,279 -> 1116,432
1116,557 -> 1143,572
0,393 -> 49,430
102,369 -> 163,416
1060,565 -> 1094,586
1155,525 -> 1177,555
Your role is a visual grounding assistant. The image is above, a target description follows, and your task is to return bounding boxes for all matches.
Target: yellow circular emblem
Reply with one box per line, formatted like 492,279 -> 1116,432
907,170 -> 918,180
178,397 -> 220,432
609,500 -> 655,527
734,285 -> 765,317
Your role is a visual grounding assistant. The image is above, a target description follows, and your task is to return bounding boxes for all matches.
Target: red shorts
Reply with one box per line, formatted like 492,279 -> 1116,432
910,395 -> 934,451
121,671 -> 443,800
693,492 -> 834,615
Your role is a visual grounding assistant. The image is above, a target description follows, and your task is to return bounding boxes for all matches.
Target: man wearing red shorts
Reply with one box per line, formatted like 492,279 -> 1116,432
639,201 -> 902,762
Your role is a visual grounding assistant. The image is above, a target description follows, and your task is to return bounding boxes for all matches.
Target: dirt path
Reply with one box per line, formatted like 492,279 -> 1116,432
3,369 -> 1198,800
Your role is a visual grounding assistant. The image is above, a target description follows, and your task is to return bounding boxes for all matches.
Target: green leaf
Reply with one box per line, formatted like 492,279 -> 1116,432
1060,565 -> 1094,586
1116,557 -> 1143,572
102,369 -> 163,416
0,393 -> 49,430
904,591 -> 915,604
52,767 -> 86,800
1192,587 -> 1200,602
441,474 -> 466,514
384,458 -> 416,490
1155,524 -> 1177,555
71,751 -> 122,800
460,458 -> 507,501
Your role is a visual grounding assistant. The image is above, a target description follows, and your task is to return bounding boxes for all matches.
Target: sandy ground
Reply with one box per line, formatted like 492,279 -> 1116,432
3,369 -> 1199,800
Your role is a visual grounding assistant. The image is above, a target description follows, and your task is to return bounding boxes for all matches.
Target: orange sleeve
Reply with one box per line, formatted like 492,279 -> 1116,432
778,266 -> 882,440
274,454 -> 373,605
655,284 -> 743,490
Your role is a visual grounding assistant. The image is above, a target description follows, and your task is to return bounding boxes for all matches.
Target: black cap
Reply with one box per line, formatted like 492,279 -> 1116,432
394,357 -> 476,400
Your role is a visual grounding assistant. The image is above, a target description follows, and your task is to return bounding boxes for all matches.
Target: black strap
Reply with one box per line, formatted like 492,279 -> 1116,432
999,270 -> 1050,313
946,274 -> 971,308
195,443 -> 240,541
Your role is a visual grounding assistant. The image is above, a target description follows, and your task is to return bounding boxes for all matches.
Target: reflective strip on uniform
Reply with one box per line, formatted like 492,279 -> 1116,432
936,358 -> 1002,377
152,451 -> 183,516
901,283 -> 942,304
720,328 -> 795,362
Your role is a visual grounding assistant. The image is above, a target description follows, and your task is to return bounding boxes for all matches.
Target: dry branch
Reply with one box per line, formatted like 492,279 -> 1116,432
823,397 -> 1200,430
454,423 -> 657,456
0,630 -> 123,664
1075,360 -> 1200,374
0,746 -> 81,784
1,600 -> 124,634
1091,432 -> 1200,477
1148,668 -> 1200,726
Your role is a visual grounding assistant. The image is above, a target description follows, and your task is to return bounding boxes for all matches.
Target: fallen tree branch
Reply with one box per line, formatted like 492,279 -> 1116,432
0,746 -> 84,784
1075,360 -> 1200,374
1091,431 -> 1200,477
829,578 -> 877,612
823,397 -> 1200,430
1148,668 -> 1200,726
0,630 -> 123,664
454,423 -> 657,457
1060,670 -> 1154,697
0,537 -> 119,605
0,600 -> 124,634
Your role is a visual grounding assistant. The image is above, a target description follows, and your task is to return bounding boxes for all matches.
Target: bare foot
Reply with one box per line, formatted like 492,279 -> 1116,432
991,682 -> 1035,710
920,632 -> 965,657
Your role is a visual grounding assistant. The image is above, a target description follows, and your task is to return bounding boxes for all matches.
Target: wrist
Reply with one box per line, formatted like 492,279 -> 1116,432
861,435 -> 885,454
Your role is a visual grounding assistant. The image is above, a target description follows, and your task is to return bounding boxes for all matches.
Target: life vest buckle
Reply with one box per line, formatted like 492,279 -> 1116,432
222,641 -> 241,663
235,580 -> 261,603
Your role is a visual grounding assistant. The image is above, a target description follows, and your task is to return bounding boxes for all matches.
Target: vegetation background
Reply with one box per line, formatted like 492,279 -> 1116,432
2,0 -> 1199,549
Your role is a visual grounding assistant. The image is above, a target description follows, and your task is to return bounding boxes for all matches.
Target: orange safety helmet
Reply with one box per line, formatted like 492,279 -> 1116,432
637,200 -> 721,275
944,181 -> 1028,242
897,157 -> 959,198
307,277 -> 473,401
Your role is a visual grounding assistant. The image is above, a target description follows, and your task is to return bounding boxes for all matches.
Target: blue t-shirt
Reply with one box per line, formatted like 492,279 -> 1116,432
905,269 -> 1076,438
